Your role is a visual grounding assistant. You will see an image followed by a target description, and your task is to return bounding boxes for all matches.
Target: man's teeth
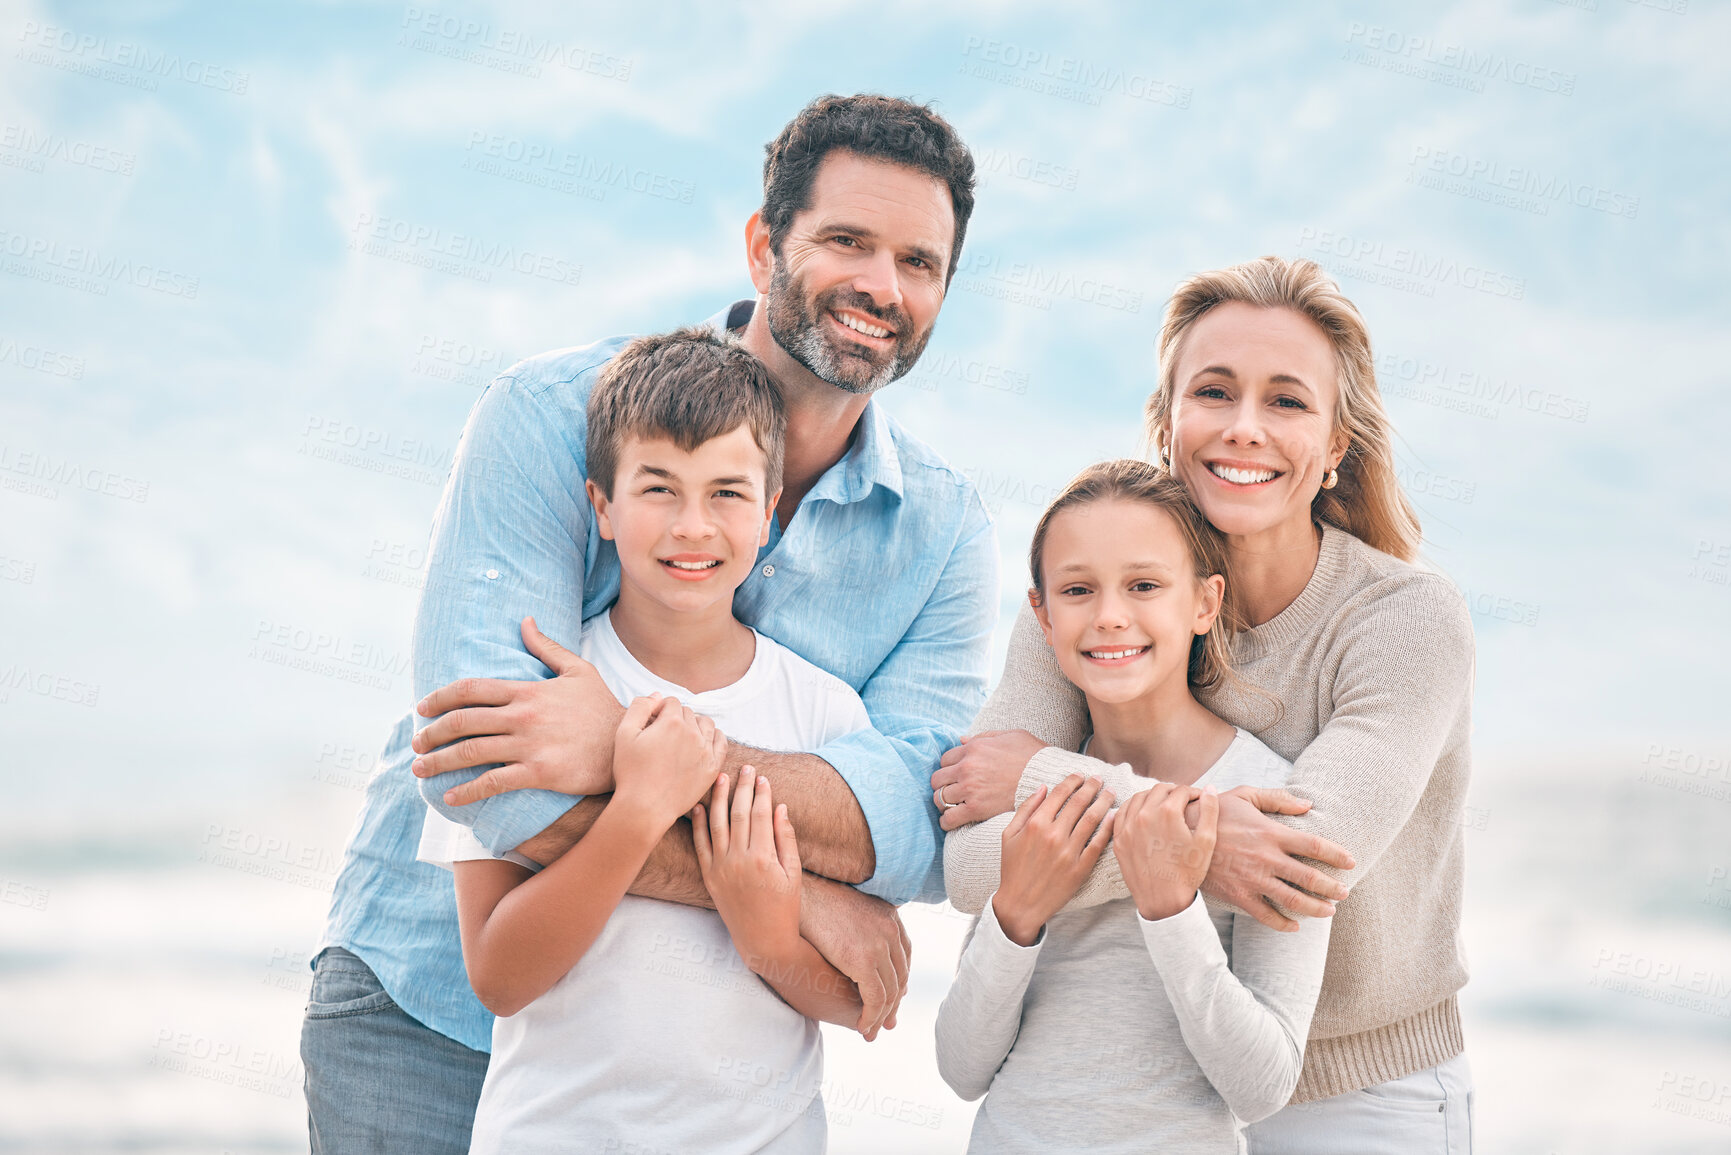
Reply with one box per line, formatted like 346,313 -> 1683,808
1209,463 -> 1278,485
665,560 -> 722,570
1086,647 -> 1147,660
835,312 -> 891,339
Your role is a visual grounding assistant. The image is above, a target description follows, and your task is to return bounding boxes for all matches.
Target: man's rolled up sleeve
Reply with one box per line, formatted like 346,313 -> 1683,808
412,363 -> 607,856
824,500 -> 998,904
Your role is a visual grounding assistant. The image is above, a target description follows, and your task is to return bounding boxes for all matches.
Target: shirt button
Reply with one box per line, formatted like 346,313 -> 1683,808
761,564 -> 775,577
484,568 -> 499,580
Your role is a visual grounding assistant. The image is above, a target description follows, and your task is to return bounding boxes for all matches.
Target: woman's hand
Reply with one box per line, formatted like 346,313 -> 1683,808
693,771 -> 803,968
1118,782 -> 1219,923
932,729 -> 1050,831
991,774 -> 1115,946
609,695 -> 727,831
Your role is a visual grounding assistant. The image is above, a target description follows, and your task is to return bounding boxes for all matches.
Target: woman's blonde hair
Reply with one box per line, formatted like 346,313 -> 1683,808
1028,459 -> 1237,692
1143,256 -> 1421,561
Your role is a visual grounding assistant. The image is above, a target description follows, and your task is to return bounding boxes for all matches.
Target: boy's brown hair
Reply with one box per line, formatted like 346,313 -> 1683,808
586,327 -> 786,500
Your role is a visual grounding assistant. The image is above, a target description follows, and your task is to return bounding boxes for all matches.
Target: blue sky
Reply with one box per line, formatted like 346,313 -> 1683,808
3,0 -> 1729,839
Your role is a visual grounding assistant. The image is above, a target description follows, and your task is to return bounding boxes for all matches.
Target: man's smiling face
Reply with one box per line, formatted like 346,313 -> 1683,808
762,150 -> 954,395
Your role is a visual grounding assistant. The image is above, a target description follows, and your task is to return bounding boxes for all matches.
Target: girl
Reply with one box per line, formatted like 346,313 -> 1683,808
934,459 -> 1331,1153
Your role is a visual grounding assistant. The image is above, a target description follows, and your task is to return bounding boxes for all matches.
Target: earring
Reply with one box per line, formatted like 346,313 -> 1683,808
1322,466 -> 1339,490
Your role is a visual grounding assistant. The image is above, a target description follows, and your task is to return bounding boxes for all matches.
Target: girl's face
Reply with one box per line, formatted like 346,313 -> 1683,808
1031,498 -> 1223,707
1165,302 -> 1350,543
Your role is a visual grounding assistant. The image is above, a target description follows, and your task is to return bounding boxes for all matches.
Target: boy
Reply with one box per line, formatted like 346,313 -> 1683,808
418,328 -> 873,1153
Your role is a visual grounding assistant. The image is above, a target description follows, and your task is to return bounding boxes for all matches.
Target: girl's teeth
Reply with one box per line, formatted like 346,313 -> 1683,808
1088,648 -> 1145,660
1210,463 -> 1278,484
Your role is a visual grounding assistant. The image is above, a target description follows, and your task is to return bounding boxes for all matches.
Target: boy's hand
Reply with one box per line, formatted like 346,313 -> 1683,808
692,771 -> 802,966
992,774 -> 1115,947
609,695 -> 727,831
1119,782 -> 1218,923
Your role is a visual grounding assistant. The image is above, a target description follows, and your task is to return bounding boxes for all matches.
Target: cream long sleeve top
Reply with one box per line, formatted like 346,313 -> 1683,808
943,524 -> 1476,1103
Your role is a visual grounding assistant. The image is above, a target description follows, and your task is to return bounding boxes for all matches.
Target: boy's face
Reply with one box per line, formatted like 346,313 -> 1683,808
587,427 -> 779,617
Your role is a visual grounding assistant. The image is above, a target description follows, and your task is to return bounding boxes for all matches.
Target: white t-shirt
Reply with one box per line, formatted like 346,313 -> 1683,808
418,610 -> 872,1155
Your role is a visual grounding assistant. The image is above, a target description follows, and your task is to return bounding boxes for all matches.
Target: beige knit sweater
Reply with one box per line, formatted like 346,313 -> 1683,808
943,523 -> 1475,1103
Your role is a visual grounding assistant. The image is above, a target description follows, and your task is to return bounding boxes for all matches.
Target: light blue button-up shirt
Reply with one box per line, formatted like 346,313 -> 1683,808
320,300 -> 999,1051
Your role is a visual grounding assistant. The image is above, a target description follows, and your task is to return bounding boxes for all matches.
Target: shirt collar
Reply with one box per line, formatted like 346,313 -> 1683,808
704,298 -> 904,507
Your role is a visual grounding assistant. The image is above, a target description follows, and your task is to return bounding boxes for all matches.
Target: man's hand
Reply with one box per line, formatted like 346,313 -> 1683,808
799,875 -> 910,1042
930,730 -> 1049,831
411,617 -> 625,805
1200,786 -> 1356,932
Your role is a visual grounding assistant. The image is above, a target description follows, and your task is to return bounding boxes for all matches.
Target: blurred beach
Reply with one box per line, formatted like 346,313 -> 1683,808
2,744 -> 1728,1152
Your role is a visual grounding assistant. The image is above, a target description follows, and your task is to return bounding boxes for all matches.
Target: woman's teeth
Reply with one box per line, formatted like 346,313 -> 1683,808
835,312 -> 891,339
1208,463 -> 1278,485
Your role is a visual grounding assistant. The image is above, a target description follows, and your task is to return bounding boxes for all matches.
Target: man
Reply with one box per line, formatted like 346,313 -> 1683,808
302,93 -> 999,1154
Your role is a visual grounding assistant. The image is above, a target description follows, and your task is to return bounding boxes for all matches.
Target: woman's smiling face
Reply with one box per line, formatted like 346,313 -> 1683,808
1165,301 -> 1349,543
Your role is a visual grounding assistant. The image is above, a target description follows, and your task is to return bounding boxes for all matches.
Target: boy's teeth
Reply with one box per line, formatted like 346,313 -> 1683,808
666,560 -> 721,570
836,312 -> 891,339
1209,463 -> 1278,484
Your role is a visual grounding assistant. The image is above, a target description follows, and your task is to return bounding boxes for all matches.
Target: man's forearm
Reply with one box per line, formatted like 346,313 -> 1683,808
516,797 -> 714,907
516,796 -> 872,912
724,743 -> 873,884
515,743 -> 871,886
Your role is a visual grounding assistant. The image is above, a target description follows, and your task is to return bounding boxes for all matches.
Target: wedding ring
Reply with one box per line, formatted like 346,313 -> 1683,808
936,784 -> 958,811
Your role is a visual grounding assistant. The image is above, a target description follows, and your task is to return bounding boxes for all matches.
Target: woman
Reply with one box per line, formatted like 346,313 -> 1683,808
936,255 -> 1475,1152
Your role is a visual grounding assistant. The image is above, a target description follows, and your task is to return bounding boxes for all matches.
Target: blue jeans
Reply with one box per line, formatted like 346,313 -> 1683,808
1246,1051 -> 1474,1154
301,946 -> 489,1154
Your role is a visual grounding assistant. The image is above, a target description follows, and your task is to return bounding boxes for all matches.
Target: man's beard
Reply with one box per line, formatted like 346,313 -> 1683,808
764,260 -> 933,396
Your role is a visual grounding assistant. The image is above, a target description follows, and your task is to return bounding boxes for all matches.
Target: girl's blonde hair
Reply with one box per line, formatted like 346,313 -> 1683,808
1028,459 -> 1236,691
1143,255 -> 1421,561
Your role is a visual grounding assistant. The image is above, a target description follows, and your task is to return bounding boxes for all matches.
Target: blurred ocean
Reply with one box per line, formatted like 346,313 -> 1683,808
2,744 -> 1727,1153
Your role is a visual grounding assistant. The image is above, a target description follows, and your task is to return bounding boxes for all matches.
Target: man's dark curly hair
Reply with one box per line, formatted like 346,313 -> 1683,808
760,94 -> 976,283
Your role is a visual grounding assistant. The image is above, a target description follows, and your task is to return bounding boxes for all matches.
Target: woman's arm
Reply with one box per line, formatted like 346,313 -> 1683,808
1201,575 -> 1476,924
942,758 -> 1154,915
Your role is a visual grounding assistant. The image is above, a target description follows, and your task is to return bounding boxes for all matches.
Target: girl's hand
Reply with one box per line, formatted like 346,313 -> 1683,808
610,695 -> 728,831
1118,782 -> 1219,922
991,774 -> 1116,946
692,771 -> 802,964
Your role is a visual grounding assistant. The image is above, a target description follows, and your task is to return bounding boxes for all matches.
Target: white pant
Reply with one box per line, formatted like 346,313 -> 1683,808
1246,1052 -> 1473,1155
